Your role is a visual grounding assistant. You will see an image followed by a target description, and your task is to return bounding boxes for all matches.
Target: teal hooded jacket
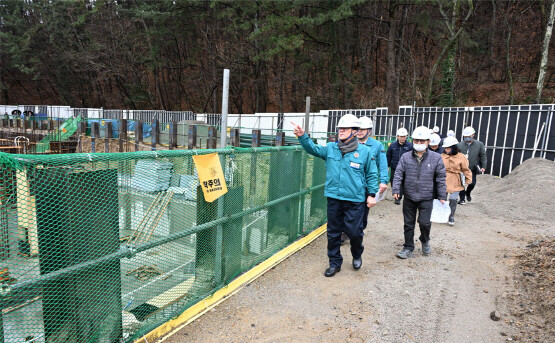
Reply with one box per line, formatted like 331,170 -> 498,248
298,134 -> 379,202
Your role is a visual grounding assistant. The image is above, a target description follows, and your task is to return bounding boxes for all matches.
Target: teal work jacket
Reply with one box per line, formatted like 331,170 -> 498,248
364,137 -> 389,185
298,134 -> 378,202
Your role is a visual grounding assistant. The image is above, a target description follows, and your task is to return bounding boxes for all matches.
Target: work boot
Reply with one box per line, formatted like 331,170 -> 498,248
448,199 -> 457,225
352,257 -> 362,270
324,266 -> 341,277
396,249 -> 415,259
422,241 -> 431,255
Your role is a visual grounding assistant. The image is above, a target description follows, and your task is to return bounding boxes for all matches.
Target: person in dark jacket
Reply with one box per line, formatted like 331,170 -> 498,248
457,126 -> 487,204
392,126 -> 447,259
429,133 -> 444,154
432,126 -> 444,139
386,127 -> 413,205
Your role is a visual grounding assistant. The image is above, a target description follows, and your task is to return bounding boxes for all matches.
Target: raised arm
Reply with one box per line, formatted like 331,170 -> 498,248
291,122 -> 327,159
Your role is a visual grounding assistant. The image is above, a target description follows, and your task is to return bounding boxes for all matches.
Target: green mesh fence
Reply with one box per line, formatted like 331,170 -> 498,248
0,146 -> 326,342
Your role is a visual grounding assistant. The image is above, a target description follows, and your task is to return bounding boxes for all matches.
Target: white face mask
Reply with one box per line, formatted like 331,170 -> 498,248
413,144 -> 427,152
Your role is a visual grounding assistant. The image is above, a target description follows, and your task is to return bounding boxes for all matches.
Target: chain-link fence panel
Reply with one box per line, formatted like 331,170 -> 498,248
0,146 -> 326,342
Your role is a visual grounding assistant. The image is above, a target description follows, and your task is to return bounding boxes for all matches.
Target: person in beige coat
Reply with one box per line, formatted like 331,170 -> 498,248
441,137 -> 472,225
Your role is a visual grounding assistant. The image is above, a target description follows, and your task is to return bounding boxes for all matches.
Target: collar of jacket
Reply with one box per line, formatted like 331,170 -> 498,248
412,149 -> 429,160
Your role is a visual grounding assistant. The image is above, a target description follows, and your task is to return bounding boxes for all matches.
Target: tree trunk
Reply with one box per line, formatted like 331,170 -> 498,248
439,42 -> 457,107
385,1 -> 399,113
536,0 -> 555,103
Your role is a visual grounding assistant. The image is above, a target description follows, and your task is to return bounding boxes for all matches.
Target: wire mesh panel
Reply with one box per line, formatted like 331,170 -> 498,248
0,146 -> 326,342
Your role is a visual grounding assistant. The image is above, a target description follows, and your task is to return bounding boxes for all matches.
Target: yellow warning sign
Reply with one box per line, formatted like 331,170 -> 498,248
192,153 -> 228,202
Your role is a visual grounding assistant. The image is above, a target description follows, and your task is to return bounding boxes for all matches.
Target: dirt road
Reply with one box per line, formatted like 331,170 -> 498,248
163,173 -> 553,343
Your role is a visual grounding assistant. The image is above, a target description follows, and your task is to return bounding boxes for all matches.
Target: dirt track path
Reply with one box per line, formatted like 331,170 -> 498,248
163,188 -> 549,343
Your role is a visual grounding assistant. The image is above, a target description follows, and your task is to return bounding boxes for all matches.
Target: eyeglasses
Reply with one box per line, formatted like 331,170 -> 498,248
413,139 -> 427,144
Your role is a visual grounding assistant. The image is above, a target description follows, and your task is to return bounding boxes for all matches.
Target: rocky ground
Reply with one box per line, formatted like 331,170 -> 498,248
161,159 -> 555,343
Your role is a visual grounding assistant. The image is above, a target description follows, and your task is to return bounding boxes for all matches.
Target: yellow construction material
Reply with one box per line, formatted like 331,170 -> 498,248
16,169 -> 38,256
136,223 -> 327,343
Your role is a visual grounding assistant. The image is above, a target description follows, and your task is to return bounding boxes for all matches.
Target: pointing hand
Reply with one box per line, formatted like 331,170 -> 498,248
291,122 -> 304,137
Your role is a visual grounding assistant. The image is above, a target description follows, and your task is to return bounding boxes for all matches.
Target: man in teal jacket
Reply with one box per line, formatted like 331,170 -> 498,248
291,114 -> 378,277
356,116 -> 388,229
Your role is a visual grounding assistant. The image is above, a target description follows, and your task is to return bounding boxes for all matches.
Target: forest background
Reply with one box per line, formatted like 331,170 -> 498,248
1,0 -> 554,114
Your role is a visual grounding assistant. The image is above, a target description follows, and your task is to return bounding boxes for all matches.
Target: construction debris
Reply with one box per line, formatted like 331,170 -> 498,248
126,265 -> 163,281
0,267 -> 17,284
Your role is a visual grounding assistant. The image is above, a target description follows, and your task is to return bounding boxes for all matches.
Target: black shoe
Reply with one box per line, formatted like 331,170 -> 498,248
466,194 -> 472,202
394,198 -> 401,205
353,258 -> 362,270
396,249 -> 415,259
324,266 -> 341,277
458,199 -> 466,205
422,241 -> 431,256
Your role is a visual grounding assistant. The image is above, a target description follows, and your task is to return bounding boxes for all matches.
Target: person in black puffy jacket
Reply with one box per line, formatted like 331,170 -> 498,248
386,128 -> 413,204
392,126 -> 447,259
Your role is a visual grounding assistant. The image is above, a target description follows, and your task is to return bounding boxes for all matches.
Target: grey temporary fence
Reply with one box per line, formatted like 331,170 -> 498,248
405,104 -> 555,176
327,108 -> 389,134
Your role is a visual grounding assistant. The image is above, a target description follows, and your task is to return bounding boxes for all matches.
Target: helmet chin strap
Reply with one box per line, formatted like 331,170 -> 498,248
340,130 -> 358,142
361,130 -> 371,140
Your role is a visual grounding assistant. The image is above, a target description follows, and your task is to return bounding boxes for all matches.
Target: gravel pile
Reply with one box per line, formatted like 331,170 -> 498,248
475,158 -> 555,223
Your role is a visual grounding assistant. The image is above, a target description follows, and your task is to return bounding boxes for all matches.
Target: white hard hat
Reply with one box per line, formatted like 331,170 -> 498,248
462,126 -> 475,136
442,136 -> 459,148
337,114 -> 360,129
358,116 -> 373,129
412,126 -> 431,140
447,130 -> 455,137
433,126 -> 440,133
396,127 -> 408,136
430,133 -> 441,146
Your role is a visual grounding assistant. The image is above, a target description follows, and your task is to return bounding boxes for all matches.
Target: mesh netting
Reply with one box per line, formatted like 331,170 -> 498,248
0,146 -> 326,342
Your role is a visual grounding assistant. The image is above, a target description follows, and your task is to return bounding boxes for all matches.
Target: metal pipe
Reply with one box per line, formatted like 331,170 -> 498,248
304,97 -> 310,134
5,145 -> 304,168
220,69 -> 230,148
532,122 -> 547,157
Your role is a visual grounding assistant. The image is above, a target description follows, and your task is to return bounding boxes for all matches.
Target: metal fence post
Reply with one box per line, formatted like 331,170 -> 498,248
169,121 -> 178,150
214,69 -> 230,286
119,119 -> 127,152
105,122 -> 113,153
208,126 -> 217,149
151,119 -> 159,151
78,121 -> 87,153
230,128 -> 240,147
91,122 -> 99,153
188,125 -> 197,149
135,120 -> 143,151
275,132 -> 285,146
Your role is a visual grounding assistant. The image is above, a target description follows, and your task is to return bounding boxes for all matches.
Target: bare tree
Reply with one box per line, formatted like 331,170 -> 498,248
536,0 -> 555,103
426,0 -> 474,105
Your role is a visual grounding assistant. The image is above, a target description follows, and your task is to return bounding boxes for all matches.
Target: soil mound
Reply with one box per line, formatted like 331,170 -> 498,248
475,158 -> 555,223
510,237 -> 555,342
